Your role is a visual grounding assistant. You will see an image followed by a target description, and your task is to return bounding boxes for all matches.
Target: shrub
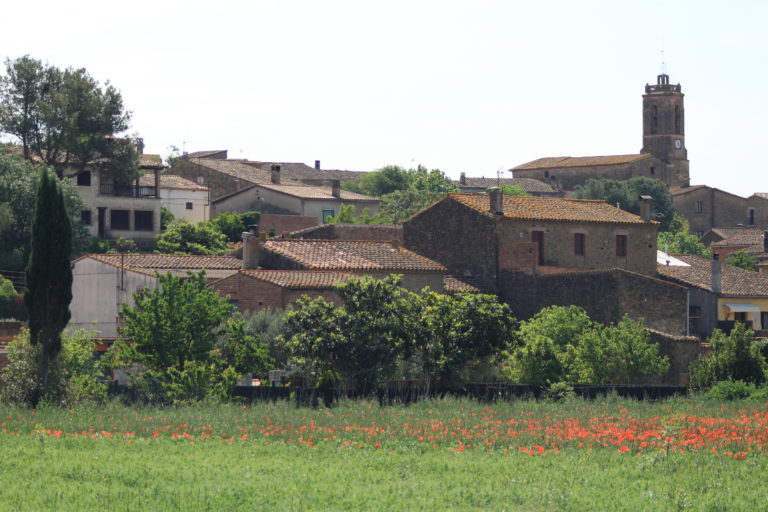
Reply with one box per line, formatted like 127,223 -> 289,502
1,328 -> 107,405
690,323 -> 766,391
545,381 -> 575,402
705,380 -> 755,400
0,274 -> 16,318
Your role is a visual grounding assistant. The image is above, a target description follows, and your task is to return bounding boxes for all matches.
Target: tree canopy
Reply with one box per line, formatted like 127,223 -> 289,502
573,177 -> 677,231
657,230 -> 711,258
0,55 -> 135,181
727,250 -> 758,272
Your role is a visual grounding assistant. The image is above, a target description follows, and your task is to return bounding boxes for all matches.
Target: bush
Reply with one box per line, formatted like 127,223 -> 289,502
0,274 -> 16,318
545,381 -> 575,402
705,380 -> 755,400
1,328 -> 107,405
689,323 -> 766,391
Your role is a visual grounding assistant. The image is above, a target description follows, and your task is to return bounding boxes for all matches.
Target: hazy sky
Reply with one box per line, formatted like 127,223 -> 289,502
2,1 -> 766,197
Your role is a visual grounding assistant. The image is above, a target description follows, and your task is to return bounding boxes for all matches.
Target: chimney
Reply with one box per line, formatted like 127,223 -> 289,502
638,195 -> 653,221
315,160 -> 321,170
241,225 -> 263,270
136,137 -> 145,155
488,187 -> 503,215
331,179 -> 341,198
711,253 -> 722,294
271,164 -> 281,184
460,172 -> 467,186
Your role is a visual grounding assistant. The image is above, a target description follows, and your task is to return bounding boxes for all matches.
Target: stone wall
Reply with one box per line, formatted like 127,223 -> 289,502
641,330 -> 702,386
260,214 -> 318,235
498,269 -> 688,334
674,187 -> 768,235
403,197 -> 499,283
168,160 -> 254,201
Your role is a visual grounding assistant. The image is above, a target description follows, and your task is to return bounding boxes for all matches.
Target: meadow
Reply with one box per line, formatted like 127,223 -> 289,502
0,396 -> 766,511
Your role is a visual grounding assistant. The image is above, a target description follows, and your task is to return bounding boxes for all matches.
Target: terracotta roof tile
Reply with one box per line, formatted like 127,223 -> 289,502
443,275 -> 494,293
85,253 -> 241,277
138,154 -> 165,170
138,173 -> 209,191
239,270 -> 356,289
657,254 -> 768,296
263,240 -> 446,271
512,154 -> 651,170
449,194 -> 649,224
711,228 -> 764,248
257,183 -> 379,201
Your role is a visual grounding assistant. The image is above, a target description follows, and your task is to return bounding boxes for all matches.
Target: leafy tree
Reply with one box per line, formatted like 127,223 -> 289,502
0,56 -> 134,180
344,165 -> 414,197
0,274 -> 17,319
24,168 -> 72,403
326,204 -> 393,225
240,308 -> 289,368
657,230 -> 711,258
573,177 -> 677,231
412,291 -> 518,386
497,184 -> 529,197
379,189 -> 446,224
160,206 -> 174,232
690,323 -> 766,390
727,250 -> 757,272
0,149 -> 84,268
155,219 -> 230,255
113,271 -> 240,401
505,306 -> 668,386
210,211 -> 247,243
217,314 -> 275,378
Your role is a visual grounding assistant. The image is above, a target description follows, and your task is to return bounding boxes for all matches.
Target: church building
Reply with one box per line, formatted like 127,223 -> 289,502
510,73 -> 690,191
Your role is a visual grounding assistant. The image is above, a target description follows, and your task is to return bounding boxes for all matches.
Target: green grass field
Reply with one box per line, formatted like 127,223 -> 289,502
0,396 -> 766,511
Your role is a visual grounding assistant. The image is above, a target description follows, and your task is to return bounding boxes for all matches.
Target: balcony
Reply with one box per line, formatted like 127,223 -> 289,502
99,183 -> 156,198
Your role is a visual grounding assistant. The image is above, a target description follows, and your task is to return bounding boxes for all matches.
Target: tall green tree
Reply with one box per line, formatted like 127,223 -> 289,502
727,250 -> 757,272
573,177 -> 677,231
657,230 -> 711,258
0,56 -> 134,180
24,167 -> 72,403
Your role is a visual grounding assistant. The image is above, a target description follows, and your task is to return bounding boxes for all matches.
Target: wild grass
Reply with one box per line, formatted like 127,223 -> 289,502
0,395 -> 765,511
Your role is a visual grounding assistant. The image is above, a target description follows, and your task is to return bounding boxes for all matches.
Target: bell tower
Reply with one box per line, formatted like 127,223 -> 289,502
641,73 -> 690,188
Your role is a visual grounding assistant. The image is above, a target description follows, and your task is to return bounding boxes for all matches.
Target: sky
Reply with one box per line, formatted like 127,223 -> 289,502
1,1 -> 766,197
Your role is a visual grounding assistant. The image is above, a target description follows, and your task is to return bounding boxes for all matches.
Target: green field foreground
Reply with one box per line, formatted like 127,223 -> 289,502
0,397 -> 766,511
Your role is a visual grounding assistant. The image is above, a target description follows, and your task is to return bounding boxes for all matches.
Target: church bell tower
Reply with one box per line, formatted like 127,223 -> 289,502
641,74 -> 690,188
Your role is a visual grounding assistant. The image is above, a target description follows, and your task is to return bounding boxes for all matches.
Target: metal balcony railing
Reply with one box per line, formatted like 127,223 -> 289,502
99,183 -> 156,197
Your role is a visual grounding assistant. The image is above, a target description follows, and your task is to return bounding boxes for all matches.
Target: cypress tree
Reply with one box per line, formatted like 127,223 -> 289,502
24,168 -> 72,402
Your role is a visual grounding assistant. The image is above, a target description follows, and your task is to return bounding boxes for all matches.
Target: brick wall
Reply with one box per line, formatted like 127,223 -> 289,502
498,269 -> 688,334
260,214 -> 317,235
213,273 -> 344,312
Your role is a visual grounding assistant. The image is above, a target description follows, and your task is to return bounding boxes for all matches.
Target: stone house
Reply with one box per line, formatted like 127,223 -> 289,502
511,73 -> 690,191
403,191 -> 659,286
69,253 -> 241,339
455,173 -> 560,196
658,253 -> 768,338
672,186 -> 768,237
700,227 -> 767,270
70,152 -> 164,244
211,176 -> 380,224
138,173 -> 210,224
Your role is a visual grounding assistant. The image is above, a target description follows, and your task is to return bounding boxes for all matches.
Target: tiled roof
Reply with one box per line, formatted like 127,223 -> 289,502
657,254 -> 768,296
138,154 -> 165,170
263,240 -> 446,271
257,183 -> 379,201
138,173 -> 209,191
184,150 -> 227,159
669,185 -> 708,196
81,253 -> 241,278
239,270 -> 356,289
457,177 -> 557,193
752,193 -> 768,200
243,161 -> 366,182
443,275 -> 494,293
710,228 -> 764,248
449,194 -> 649,224
512,154 -> 651,171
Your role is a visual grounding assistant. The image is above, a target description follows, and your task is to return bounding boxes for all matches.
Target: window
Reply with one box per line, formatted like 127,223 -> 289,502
695,201 -> 703,214
695,231 -> 704,238
574,233 -> 585,256
651,106 -> 658,134
322,209 -> 335,223
186,202 -> 193,210
134,210 -> 154,231
615,234 -> 627,257
748,208 -> 756,226
110,210 -> 130,230
762,312 -> 768,330
80,210 -> 92,226
689,306 -> 701,335
675,106 -> 681,134
650,166 -> 655,176
76,171 -> 91,186
531,231 -> 544,265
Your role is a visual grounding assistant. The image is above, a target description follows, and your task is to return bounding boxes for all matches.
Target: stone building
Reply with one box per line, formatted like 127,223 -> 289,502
511,73 -> 690,191
455,173 -> 560,196
672,186 -> 768,236
403,191 -> 659,285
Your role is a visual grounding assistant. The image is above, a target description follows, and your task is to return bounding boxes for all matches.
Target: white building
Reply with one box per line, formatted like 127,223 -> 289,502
139,173 -> 210,223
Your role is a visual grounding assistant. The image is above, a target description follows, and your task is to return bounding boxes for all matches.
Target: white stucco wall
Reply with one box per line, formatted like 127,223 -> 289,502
69,258 -> 158,338
161,188 -> 209,223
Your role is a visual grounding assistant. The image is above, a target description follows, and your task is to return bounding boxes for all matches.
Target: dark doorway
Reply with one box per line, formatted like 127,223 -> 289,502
531,231 -> 544,265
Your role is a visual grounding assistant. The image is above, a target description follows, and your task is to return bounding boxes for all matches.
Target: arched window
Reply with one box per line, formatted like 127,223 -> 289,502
675,106 -> 681,134
651,106 -> 658,134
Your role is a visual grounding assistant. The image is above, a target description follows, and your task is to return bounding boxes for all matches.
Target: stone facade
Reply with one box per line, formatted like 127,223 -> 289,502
642,330 -> 702,386
672,186 -> 768,236
212,274 -> 343,312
